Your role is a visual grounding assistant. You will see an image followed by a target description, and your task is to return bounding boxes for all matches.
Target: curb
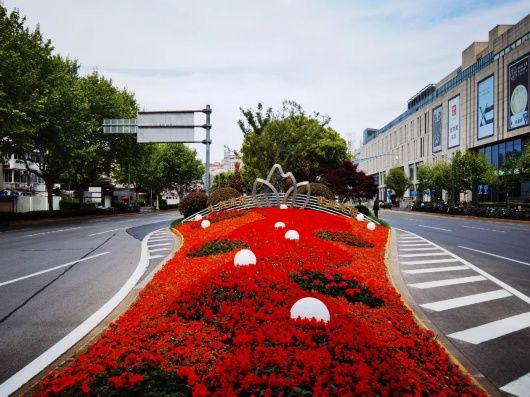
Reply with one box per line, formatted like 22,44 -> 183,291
385,229 -> 500,397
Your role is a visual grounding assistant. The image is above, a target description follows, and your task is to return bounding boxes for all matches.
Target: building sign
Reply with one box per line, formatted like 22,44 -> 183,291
508,54 -> 529,130
448,95 -> 460,148
432,105 -> 442,153
477,75 -> 494,139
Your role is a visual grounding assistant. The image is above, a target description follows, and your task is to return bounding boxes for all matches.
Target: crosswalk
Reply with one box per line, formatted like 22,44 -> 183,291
146,229 -> 175,260
396,230 -> 530,396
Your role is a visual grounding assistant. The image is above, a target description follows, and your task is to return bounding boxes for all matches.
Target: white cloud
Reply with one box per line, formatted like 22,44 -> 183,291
5,0 -> 529,162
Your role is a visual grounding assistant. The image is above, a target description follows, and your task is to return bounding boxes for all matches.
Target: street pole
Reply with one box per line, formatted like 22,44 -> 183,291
128,165 -> 131,208
204,105 -> 212,193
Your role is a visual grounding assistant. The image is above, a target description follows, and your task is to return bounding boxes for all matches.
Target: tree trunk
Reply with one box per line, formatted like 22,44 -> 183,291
46,181 -> 54,212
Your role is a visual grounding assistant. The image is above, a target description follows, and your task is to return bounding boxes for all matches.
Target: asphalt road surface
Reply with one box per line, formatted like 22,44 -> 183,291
381,209 -> 530,397
0,210 -> 180,394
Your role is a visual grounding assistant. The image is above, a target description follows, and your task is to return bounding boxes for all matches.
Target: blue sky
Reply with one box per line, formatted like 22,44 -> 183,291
5,0 -> 530,162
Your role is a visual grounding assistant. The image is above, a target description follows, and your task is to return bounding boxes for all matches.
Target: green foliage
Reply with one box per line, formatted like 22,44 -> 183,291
59,198 -> 82,210
291,270 -> 383,307
229,162 -> 244,193
298,182 -> 335,200
453,151 -> 496,204
187,239 -> 249,257
240,101 -> 348,189
207,187 -> 241,207
237,102 -> 273,136
384,167 -> 411,200
179,192 -> 208,217
355,204 -> 371,217
315,230 -> 374,248
211,171 -> 234,191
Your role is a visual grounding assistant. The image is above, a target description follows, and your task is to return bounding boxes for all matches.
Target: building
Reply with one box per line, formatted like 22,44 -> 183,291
1,154 -> 46,194
357,14 -> 530,203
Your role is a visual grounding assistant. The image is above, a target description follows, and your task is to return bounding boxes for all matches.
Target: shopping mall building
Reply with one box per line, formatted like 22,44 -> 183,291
357,14 -> 530,203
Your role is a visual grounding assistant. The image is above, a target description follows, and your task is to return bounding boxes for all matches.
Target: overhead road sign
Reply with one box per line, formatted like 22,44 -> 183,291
102,119 -> 137,134
137,111 -> 195,143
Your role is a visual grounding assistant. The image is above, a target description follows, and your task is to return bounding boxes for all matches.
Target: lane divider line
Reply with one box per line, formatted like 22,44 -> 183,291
24,227 -> 81,238
418,225 -> 452,232
458,246 -> 530,267
420,290 -> 512,312
403,265 -> 469,274
0,228 -> 167,396
409,276 -> 487,289
447,312 -> 530,344
0,253 -> 110,288
462,225 -> 505,233
87,228 -> 124,237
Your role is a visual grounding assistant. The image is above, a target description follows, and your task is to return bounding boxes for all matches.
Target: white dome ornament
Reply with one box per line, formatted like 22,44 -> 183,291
290,297 -> 330,323
233,249 -> 257,267
274,221 -> 286,229
284,230 -> 300,241
200,220 -> 211,229
280,204 -> 288,209
355,213 -> 364,222
194,214 -> 203,221
367,222 -> 376,231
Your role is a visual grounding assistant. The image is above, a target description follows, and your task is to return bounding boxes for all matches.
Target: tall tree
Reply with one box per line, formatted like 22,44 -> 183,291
456,151 -> 496,205
384,166 -> 411,202
237,102 -> 273,136
240,103 -> 348,189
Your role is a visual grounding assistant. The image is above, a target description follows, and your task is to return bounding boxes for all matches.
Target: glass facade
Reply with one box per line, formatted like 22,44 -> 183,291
478,137 -> 524,167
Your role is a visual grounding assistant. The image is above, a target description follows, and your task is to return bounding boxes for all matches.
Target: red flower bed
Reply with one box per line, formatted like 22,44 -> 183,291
37,208 -> 484,396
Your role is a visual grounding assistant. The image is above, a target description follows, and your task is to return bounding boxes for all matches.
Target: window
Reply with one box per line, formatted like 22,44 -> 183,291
3,170 -> 10,183
409,164 -> 415,180
505,140 -> 513,159
498,142 -> 505,167
485,146 -> 492,164
492,144 -> 498,167
514,139 -> 522,157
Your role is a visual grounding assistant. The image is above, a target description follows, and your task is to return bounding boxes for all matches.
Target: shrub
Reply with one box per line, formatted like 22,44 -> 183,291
298,183 -> 335,200
59,198 -> 81,210
207,187 -> 241,207
180,192 -> 208,217
355,204 -> 371,217
316,230 -> 374,248
187,239 -> 249,257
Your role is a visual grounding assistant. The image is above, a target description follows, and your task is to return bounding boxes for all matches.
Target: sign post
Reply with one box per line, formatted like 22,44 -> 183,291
103,105 -> 213,193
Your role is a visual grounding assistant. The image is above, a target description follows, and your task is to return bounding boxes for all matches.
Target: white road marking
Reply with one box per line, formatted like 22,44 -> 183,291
24,227 -> 81,238
88,228 -> 124,237
462,225 -> 505,233
148,243 -> 172,248
396,228 -> 530,305
148,255 -> 164,259
0,228 -> 164,396
500,372 -> 530,397
447,312 -> 530,344
399,243 -> 432,247
418,225 -> 452,232
420,290 -> 512,312
0,252 -> 110,287
458,246 -> 530,267
409,276 -> 486,289
400,247 -> 440,251
404,265 -> 469,274
399,252 -> 449,257
401,258 -> 460,265
149,247 -> 171,253
148,237 -> 172,242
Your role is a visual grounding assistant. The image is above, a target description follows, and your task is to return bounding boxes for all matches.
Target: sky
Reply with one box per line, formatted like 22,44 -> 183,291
4,0 -> 530,162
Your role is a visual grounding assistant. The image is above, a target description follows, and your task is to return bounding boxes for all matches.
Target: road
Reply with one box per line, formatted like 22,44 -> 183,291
0,210 -> 180,394
381,209 -> 530,397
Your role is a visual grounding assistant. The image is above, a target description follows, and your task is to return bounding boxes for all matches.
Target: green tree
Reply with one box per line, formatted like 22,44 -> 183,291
384,166 -> 411,201
240,102 -> 348,190
237,102 -> 273,136
211,171 -> 234,191
456,151 -> 496,205
416,163 -> 434,199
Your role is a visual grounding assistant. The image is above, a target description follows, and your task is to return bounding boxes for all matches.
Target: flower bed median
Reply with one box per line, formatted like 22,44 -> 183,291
37,208 -> 484,396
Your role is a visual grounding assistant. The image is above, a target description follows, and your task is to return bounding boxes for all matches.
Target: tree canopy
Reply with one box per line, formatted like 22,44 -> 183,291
320,160 -> 377,203
384,167 -> 411,201
240,101 -> 348,189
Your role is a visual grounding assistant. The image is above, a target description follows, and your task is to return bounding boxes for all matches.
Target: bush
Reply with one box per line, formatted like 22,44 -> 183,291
180,192 -> 208,217
207,187 -> 241,207
298,182 -> 335,200
59,198 -> 81,210
355,204 -> 371,217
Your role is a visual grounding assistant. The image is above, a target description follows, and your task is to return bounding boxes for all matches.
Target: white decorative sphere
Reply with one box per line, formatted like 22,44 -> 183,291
367,222 -> 376,231
284,230 -> 300,240
194,214 -> 203,221
233,249 -> 257,267
201,220 -> 211,229
274,221 -> 286,229
290,297 -> 330,323
280,204 -> 288,209
356,213 -> 365,222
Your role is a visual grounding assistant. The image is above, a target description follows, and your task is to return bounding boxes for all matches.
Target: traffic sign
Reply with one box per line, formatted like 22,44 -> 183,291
136,111 -> 195,143
102,119 -> 137,134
